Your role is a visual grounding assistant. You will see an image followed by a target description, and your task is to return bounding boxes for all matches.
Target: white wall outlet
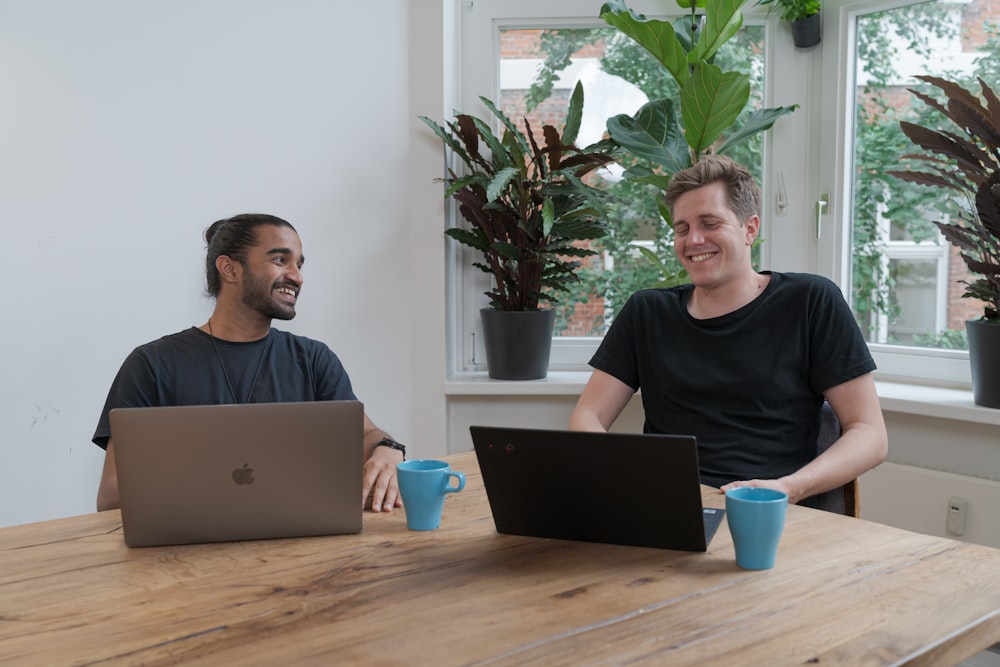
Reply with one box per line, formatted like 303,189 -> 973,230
947,497 -> 968,536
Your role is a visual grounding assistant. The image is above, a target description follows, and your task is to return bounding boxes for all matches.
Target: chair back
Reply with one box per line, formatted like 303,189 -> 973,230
801,403 -> 860,517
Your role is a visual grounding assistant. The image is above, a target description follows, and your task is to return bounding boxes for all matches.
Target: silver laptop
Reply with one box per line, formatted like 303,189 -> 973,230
470,426 -> 725,552
110,400 -> 363,547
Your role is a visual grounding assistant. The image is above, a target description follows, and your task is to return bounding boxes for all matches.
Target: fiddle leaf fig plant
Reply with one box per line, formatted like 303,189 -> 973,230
600,0 -> 797,192
420,81 -> 618,312
887,75 -> 1000,321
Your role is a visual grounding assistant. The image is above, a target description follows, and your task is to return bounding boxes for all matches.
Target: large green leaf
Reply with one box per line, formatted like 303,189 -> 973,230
600,0 -> 691,87
606,98 -> 691,173
715,105 -> 799,155
681,63 -> 750,154
689,0 -> 745,63
623,165 -> 672,191
562,81 -> 584,146
488,167 -> 519,202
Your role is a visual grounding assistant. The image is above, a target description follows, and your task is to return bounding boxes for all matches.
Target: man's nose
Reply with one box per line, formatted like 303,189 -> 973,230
687,225 -> 706,244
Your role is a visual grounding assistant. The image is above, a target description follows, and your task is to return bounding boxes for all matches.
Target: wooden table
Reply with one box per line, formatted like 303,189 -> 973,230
2,452 -> 999,666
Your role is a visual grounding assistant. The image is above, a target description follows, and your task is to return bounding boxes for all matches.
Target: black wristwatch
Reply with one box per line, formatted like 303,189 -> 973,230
374,437 -> 406,460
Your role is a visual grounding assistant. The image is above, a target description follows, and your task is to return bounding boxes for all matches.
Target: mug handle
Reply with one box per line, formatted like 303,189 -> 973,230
444,471 -> 466,493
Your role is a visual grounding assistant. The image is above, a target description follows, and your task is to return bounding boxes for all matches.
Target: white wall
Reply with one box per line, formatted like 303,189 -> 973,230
0,0 -> 441,527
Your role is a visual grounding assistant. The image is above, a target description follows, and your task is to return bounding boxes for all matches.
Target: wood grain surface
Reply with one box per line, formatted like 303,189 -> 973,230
2,452 -> 999,666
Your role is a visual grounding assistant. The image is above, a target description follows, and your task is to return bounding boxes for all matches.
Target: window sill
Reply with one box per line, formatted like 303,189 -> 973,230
444,373 -> 1000,426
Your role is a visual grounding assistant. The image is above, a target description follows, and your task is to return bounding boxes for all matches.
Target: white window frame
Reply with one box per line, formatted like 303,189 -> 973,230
450,0 -> 972,387
817,0 -> 972,387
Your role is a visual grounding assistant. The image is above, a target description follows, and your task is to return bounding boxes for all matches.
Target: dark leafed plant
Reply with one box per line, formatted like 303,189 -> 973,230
420,82 -> 617,311
888,75 -> 1000,321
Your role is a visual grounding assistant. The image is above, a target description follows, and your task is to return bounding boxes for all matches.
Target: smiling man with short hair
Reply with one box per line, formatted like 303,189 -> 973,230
569,156 -> 887,508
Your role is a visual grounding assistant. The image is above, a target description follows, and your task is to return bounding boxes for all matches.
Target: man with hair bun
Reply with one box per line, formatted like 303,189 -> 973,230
93,213 -> 404,513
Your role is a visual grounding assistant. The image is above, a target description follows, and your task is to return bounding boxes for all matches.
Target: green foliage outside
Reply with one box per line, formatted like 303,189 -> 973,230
521,20 -> 776,334
525,0 -> 999,345
851,3 -> 1000,348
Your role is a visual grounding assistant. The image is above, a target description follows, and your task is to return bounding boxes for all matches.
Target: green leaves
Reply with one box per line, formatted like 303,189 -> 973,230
601,0 -> 796,186
681,63 -> 750,155
422,81 -> 619,311
607,98 -> 690,173
600,1 -> 692,87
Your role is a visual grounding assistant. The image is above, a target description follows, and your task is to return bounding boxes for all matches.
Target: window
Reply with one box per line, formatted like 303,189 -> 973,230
455,0 -> 794,373
821,0 -> 998,383
453,0 -> 995,385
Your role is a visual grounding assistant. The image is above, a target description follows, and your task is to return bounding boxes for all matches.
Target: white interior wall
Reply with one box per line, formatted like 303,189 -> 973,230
0,0 -> 421,527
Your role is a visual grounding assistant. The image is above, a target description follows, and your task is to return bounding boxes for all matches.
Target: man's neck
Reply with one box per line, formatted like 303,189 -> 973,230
201,307 -> 272,342
688,272 -> 769,320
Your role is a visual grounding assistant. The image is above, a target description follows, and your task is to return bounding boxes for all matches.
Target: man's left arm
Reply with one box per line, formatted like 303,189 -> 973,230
723,373 -> 888,504
361,414 -> 404,512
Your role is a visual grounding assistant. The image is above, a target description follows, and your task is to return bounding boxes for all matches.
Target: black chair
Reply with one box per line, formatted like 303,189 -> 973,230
801,402 -> 860,517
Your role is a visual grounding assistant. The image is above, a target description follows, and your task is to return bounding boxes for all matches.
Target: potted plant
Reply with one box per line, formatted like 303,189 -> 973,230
601,0 -> 797,186
755,0 -> 822,48
598,0 -> 796,283
888,75 -> 1000,408
420,82 -> 617,380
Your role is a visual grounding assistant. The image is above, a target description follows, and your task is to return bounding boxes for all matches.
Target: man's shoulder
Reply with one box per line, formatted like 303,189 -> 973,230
769,271 -> 840,294
132,327 -> 205,353
269,329 -> 335,355
630,284 -> 691,304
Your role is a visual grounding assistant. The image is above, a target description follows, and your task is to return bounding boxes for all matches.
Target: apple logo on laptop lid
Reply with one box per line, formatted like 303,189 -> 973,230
232,463 -> 255,485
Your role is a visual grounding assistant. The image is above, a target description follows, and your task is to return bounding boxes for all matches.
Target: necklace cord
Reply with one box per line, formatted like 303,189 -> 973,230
207,319 -> 272,404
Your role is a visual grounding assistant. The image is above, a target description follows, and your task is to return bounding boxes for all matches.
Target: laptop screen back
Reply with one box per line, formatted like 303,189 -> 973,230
470,426 -> 724,552
110,400 -> 363,547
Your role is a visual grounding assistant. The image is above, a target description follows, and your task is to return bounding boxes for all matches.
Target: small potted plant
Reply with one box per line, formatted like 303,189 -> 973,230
420,82 -> 617,380
755,0 -> 822,48
888,75 -> 1000,408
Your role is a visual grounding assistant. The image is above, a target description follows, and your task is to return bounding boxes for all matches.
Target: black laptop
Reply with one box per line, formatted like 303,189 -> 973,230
470,426 -> 724,552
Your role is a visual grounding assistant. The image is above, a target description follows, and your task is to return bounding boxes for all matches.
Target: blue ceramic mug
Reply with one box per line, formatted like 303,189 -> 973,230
724,487 -> 788,570
396,460 -> 466,530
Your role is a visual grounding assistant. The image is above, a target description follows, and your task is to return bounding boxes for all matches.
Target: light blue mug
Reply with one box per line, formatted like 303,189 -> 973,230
725,487 -> 788,570
396,459 -> 466,531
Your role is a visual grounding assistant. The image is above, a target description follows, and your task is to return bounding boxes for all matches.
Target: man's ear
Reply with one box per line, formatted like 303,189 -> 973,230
215,255 -> 240,284
745,215 -> 761,245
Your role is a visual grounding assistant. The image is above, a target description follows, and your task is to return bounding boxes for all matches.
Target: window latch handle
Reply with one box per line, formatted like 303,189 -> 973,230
816,194 -> 829,240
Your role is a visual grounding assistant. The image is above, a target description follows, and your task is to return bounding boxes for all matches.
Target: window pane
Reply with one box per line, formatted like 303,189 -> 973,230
498,25 -> 766,338
849,0 -> 996,351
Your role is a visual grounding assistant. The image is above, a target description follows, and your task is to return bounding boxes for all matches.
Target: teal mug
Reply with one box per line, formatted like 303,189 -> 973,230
725,487 -> 788,570
396,460 -> 466,530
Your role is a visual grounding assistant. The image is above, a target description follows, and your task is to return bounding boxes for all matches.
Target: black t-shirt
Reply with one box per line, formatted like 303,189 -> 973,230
93,327 -> 356,449
590,272 -> 875,486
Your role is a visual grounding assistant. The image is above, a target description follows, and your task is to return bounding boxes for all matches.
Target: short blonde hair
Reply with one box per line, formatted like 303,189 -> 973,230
664,155 -> 761,225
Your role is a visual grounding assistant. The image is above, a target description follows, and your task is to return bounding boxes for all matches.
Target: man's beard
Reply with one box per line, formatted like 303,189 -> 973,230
242,273 -> 297,321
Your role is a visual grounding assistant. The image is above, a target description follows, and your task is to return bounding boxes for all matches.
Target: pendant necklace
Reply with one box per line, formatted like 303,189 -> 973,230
207,319 -> 272,404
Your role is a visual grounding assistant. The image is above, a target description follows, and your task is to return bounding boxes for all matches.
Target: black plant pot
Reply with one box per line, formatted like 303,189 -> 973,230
480,308 -> 555,380
967,318 -> 1000,408
790,12 -> 822,48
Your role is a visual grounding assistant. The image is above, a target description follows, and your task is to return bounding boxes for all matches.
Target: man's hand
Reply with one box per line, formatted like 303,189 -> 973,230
362,446 -> 403,512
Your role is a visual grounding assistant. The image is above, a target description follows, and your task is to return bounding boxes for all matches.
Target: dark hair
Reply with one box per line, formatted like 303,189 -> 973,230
663,155 -> 761,225
204,213 -> 296,297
